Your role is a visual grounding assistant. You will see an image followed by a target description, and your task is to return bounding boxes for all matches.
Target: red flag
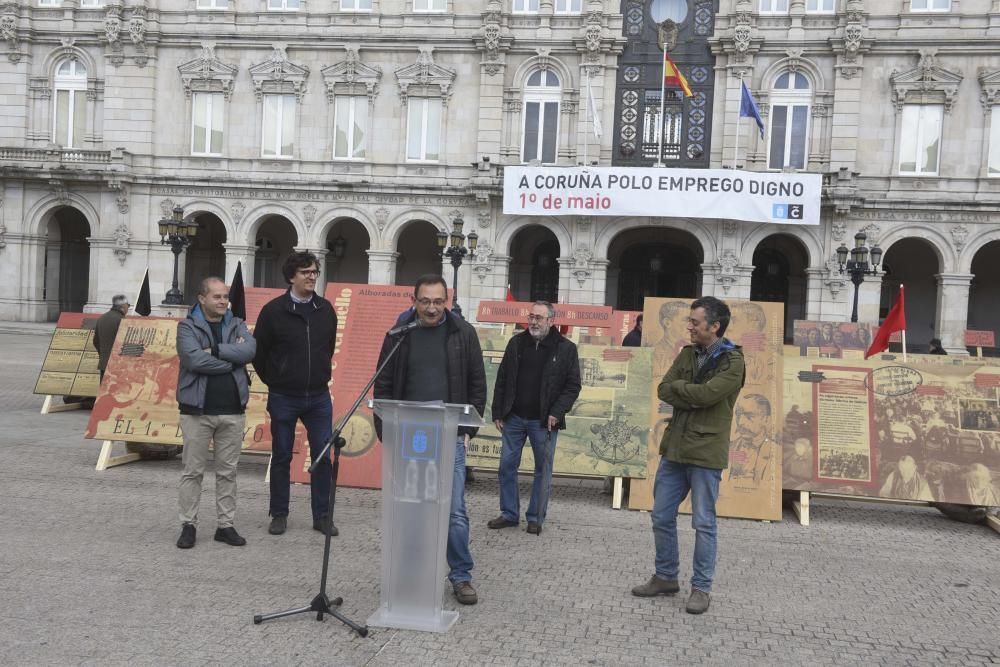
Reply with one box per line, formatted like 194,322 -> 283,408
663,52 -> 693,98
865,285 -> 906,359
506,284 -> 515,302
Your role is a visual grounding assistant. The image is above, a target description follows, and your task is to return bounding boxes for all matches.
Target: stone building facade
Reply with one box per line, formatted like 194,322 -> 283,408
0,0 -> 998,353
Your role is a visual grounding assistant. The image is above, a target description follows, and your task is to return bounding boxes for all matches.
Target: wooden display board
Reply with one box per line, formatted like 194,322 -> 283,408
466,327 -> 652,479
34,312 -> 102,405
630,299 -> 785,521
782,346 -> 1000,507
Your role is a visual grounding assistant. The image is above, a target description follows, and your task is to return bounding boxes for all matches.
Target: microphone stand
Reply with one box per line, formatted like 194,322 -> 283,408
253,329 -> 412,635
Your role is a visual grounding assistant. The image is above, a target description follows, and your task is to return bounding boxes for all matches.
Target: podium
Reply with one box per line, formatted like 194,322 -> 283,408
366,400 -> 484,633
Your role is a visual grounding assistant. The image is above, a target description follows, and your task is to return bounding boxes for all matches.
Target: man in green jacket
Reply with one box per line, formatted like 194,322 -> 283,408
632,296 -> 745,615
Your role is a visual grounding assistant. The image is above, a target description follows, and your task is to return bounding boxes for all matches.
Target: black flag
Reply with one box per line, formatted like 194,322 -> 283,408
134,269 -> 152,316
230,261 -> 246,320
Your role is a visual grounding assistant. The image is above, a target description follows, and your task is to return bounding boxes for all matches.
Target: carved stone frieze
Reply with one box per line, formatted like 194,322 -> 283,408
302,204 -> 316,229
889,50 -> 963,113
1,5 -> 19,62
374,206 -> 389,231
231,201 -> 245,227
116,185 -> 129,214
113,222 -> 131,265
951,224 -> 969,251
322,45 -> 382,105
394,47 -> 456,106
178,42 -> 239,100
249,44 -> 310,100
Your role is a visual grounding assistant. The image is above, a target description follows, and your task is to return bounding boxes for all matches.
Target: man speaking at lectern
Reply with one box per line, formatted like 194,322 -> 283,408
373,274 -> 487,606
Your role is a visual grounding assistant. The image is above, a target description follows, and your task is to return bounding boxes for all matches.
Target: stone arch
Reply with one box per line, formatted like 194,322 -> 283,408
383,209 -> 449,250
876,224 -> 955,272
594,216 -> 716,263
739,223 -> 822,268
511,55 -> 575,90
239,203 -> 304,246
26,193 -> 101,237
175,200 -> 235,242
495,217 -> 572,259
42,45 -> 99,79
958,226 -> 1000,274
758,56 -> 826,91
311,206 -> 377,249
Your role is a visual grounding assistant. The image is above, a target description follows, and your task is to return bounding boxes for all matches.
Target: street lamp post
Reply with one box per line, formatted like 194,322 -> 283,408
836,231 -> 883,323
436,216 -> 478,318
158,205 -> 199,305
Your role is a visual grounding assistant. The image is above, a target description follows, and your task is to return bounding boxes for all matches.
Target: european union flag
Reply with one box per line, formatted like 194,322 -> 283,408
740,80 -> 765,139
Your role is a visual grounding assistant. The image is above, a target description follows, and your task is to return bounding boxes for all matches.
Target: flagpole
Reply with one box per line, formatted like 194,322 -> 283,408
901,284 -> 907,362
734,73 -> 743,170
657,46 -> 666,168
584,68 -> 590,167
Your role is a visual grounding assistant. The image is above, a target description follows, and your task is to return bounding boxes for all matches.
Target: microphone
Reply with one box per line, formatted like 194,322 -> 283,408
387,320 -> 422,336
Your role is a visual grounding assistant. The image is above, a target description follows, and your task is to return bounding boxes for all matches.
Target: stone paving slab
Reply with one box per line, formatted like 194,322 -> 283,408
0,331 -> 997,666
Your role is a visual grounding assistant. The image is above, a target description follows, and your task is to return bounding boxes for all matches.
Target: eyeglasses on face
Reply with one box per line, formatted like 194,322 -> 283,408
527,314 -> 549,322
297,269 -> 320,277
416,298 -> 447,307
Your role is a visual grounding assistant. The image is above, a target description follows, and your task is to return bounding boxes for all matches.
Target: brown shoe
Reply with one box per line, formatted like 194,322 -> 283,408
526,522 -> 542,535
686,589 -> 710,614
452,581 -> 478,605
631,575 -> 680,597
487,515 -> 518,529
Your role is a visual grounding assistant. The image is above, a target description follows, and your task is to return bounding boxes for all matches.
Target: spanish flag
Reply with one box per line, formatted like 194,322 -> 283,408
663,52 -> 693,98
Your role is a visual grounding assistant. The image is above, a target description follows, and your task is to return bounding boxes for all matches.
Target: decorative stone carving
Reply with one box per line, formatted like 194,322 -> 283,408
394,46 -> 456,105
322,45 -> 382,105
950,225 -> 969,251
128,6 -> 146,45
112,222 -> 131,265
249,44 -> 310,100
302,204 -> 316,230
0,222 -> 6,249
535,48 -> 553,72
160,198 -> 174,218
889,49 -> 963,113
844,24 -> 862,59
722,221 -> 738,237
477,0 -> 510,77
477,210 -> 491,228
831,221 -> 846,242
2,4 -> 19,62
374,206 -> 389,231
474,264 -> 492,283
178,42 -> 239,100
584,23 -> 603,60
862,223 -> 880,245
103,6 -> 121,46
116,185 -> 129,214
50,179 -> 69,204
573,268 -> 592,287
733,24 -> 751,61
572,245 -> 593,267
845,0 -> 864,23
978,69 -> 1000,112
231,201 -> 245,227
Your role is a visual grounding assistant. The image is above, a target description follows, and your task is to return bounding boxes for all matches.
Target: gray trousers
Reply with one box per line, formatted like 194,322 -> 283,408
178,413 -> 245,528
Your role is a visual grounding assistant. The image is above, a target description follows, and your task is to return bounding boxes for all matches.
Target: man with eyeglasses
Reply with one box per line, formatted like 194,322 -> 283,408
488,301 -> 581,535
253,251 -> 339,537
373,274 -> 487,606
728,394 -> 778,493
632,296 -> 745,615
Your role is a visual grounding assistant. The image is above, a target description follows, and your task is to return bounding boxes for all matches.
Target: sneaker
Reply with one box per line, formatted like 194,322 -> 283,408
487,515 -> 518,529
686,589 -> 711,614
452,581 -> 478,605
214,526 -> 247,546
268,515 -> 287,535
631,575 -> 680,597
526,522 -> 542,535
313,516 -> 339,537
176,523 -> 196,549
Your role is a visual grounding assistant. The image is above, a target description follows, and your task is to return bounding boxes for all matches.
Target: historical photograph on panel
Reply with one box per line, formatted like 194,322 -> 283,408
632,298 -> 785,521
466,328 -> 652,479
792,319 -> 875,359
782,351 -> 1000,505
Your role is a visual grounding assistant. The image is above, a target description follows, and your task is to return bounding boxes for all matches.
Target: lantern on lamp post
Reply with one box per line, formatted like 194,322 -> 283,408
158,205 -> 199,305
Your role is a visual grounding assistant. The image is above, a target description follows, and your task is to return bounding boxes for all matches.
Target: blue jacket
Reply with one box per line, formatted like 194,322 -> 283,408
176,305 -> 256,412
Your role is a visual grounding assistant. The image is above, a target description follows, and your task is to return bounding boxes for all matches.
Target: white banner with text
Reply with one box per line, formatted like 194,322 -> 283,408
503,166 -> 822,225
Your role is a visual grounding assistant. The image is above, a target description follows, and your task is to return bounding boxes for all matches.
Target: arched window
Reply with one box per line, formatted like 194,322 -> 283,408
768,71 -> 810,170
522,69 -> 561,164
53,58 -> 87,148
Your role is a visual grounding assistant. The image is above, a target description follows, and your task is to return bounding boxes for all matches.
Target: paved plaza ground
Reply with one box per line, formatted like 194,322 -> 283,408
0,327 -> 998,666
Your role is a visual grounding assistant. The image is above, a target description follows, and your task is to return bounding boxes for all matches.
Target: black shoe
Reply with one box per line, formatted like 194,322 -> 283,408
176,523 -> 196,549
526,522 -> 542,535
452,581 -> 478,605
313,516 -> 339,537
268,515 -> 287,535
631,575 -> 680,597
487,515 -> 518,529
465,466 -> 475,485
214,526 -> 247,546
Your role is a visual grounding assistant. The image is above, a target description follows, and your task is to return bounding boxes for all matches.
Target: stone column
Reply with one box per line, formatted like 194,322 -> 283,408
367,249 -> 398,286
804,267 -> 828,320
935,273 -> 974,354
223,244 -> 256,286
856,273 -> 883,325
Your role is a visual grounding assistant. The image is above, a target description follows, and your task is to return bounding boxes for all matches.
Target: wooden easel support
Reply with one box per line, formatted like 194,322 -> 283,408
95,440 -> 141,471
792,490 -> 810,526
40,395 -> 84,415
611,476 -> 624,510
986,514 -> 1000,536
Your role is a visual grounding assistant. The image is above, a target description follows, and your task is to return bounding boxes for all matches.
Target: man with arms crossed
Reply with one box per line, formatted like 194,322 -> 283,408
373,274 -> 487,605
175,277 -> 256,548
253,252 -> 339,537
632,296 -> 745,614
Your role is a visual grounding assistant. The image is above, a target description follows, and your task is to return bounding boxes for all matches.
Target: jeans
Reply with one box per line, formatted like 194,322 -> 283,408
651,457 -> 722,593
498,414 -> 557,525
267,392 -> 332,521
447,438 -> 474,584
178,413 -> 245,528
